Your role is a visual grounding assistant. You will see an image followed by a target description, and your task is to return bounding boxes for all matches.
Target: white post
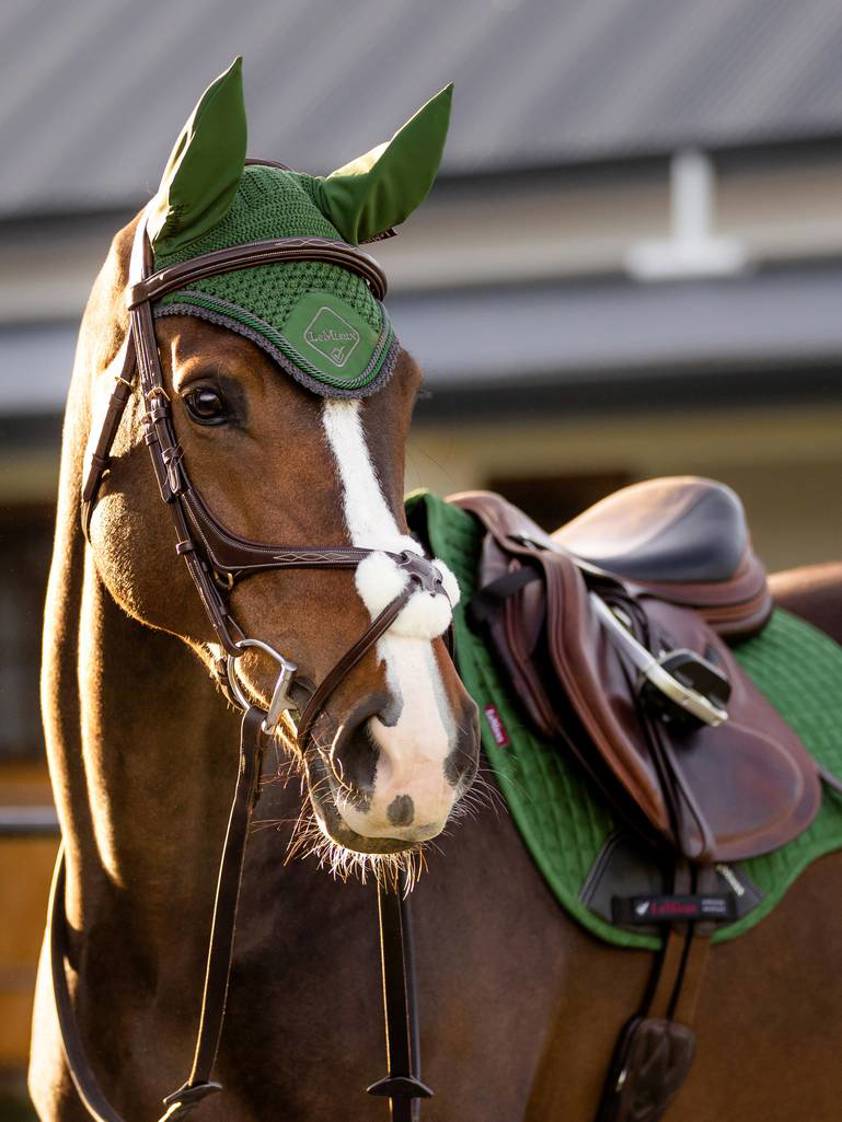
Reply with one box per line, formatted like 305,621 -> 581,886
626,149 -> 747,280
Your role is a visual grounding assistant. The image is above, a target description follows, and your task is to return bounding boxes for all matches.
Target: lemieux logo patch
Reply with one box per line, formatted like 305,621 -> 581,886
484,705 -> 511,748
302,306 -> 361,368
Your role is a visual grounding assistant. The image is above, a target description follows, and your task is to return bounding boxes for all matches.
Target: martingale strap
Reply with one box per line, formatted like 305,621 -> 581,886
49,707 -> 266,1122
67,215 -> 440,1122
50,710 -> 427,1122
367,881 -> 433,1120
161,708 -> 267,1121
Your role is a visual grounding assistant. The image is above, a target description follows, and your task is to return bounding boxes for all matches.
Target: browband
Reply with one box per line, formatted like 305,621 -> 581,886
128,235 -> 388,306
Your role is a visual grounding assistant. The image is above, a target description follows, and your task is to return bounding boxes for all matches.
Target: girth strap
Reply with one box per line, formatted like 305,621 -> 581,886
595,865 -> 715,1122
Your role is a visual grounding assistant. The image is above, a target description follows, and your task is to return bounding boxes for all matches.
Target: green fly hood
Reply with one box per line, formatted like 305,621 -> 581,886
147,59 -> 452,396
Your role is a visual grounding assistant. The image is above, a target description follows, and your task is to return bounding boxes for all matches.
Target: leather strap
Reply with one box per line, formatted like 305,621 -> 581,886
81,338 -> 137,542
50,709 -> 267,1122
595,864 -> 714,1122
161,707 -> 267,1120
128,236 -> 387,306
49,854 -> 124,1122
51,706 -> 430,1122
181,486 -> 378,577
296,585 -> 413,746
367,876 -> 433,1121
646,865 -> 713,1024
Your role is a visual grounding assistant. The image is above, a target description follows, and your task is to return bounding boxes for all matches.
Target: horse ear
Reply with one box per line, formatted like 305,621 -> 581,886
147,57 -> 247,256
314,84 -> 453,245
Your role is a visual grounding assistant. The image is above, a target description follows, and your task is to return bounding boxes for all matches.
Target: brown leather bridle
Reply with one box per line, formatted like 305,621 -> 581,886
83,217 -> 444,744
51,211 -> 440,1122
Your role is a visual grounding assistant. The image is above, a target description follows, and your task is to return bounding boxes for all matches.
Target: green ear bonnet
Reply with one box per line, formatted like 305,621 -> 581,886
148,60 -> 452,397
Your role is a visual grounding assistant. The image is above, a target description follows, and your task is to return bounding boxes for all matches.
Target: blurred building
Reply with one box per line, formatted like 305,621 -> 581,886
1,0 -> 842,1098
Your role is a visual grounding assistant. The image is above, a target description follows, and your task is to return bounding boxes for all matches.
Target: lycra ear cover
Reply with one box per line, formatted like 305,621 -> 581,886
147,57 -> 247,257
313,84 -> 453,244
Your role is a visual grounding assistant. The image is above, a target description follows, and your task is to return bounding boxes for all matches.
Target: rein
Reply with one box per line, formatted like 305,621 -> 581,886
54,214 -> 438,1122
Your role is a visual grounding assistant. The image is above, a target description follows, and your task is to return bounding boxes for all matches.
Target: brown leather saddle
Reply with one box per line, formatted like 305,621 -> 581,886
454,478 -> 828,1120
453,477 -> 822,865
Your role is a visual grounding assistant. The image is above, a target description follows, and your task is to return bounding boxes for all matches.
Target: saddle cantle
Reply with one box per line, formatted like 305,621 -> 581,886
553,476 -> 772,639
452,479 -> 822,863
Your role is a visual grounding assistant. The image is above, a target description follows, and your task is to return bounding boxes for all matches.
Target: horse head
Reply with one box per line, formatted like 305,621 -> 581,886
83,59 -> 479,859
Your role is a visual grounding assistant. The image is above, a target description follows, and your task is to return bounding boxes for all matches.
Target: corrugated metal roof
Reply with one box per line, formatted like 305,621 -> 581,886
3,0 -> 842,218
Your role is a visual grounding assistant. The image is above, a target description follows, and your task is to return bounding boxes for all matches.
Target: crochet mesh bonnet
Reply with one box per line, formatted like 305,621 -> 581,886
145,59 -> 452,397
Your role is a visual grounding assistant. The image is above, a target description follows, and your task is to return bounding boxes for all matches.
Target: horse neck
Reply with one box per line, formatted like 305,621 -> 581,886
42,421 -> 240,957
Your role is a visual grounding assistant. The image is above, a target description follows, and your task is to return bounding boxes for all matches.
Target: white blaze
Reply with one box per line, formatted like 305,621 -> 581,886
321,400 -> 457,832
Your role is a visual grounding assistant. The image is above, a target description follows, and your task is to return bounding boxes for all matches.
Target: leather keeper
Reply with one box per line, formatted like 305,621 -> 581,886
597,1016 -> 696,1122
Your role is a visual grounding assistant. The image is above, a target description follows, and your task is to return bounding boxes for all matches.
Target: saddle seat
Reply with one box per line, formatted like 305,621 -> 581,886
451,482 -> 822,863
554,477 -> 772,639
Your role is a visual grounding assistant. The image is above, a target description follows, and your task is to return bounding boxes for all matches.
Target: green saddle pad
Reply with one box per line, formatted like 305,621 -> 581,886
409,491 -> 842,950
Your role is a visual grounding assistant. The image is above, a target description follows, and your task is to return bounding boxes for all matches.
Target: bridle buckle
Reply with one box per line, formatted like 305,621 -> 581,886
226,638 -> 298,734
396,550 -> 443,596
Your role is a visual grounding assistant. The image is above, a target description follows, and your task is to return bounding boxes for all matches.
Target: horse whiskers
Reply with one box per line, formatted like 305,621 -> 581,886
241,709 -> 482,889
451,769 -> 505,820
436,772 -> 506,839
249,816 -> 295,833
308,730 -> 367,806
283,798 -> 428,892
260,755 -> 300,793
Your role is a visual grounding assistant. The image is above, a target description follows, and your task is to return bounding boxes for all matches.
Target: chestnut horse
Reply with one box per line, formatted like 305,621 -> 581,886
29,65 -> 842,1122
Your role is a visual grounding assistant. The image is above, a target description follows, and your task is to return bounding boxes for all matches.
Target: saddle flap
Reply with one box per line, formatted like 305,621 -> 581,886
544,576 -> 821,861
454,489 -> 822,863
655,599 -> 822,857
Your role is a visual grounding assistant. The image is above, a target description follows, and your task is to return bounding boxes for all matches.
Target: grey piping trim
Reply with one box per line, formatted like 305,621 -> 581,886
155,299 -> 398,400
161,286 -> 393,387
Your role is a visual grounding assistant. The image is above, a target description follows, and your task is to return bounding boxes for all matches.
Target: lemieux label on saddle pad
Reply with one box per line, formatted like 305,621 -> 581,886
283,291 -> 379,383
612,894 -> 737,926
484,705 -> 511,748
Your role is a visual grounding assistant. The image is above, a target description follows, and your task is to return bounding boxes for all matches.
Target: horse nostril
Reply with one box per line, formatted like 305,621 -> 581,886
444,748 -> 477,789
386,795 -> 415,827
443,709 -> 481,790
325,702 -> 387,810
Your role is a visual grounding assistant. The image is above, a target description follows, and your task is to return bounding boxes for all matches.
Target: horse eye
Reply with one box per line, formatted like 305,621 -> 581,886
184,386 -> 228,426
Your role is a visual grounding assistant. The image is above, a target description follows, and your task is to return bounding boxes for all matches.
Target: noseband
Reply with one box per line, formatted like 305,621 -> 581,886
53,212 -> 442,1122
82,217 -> 445,744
